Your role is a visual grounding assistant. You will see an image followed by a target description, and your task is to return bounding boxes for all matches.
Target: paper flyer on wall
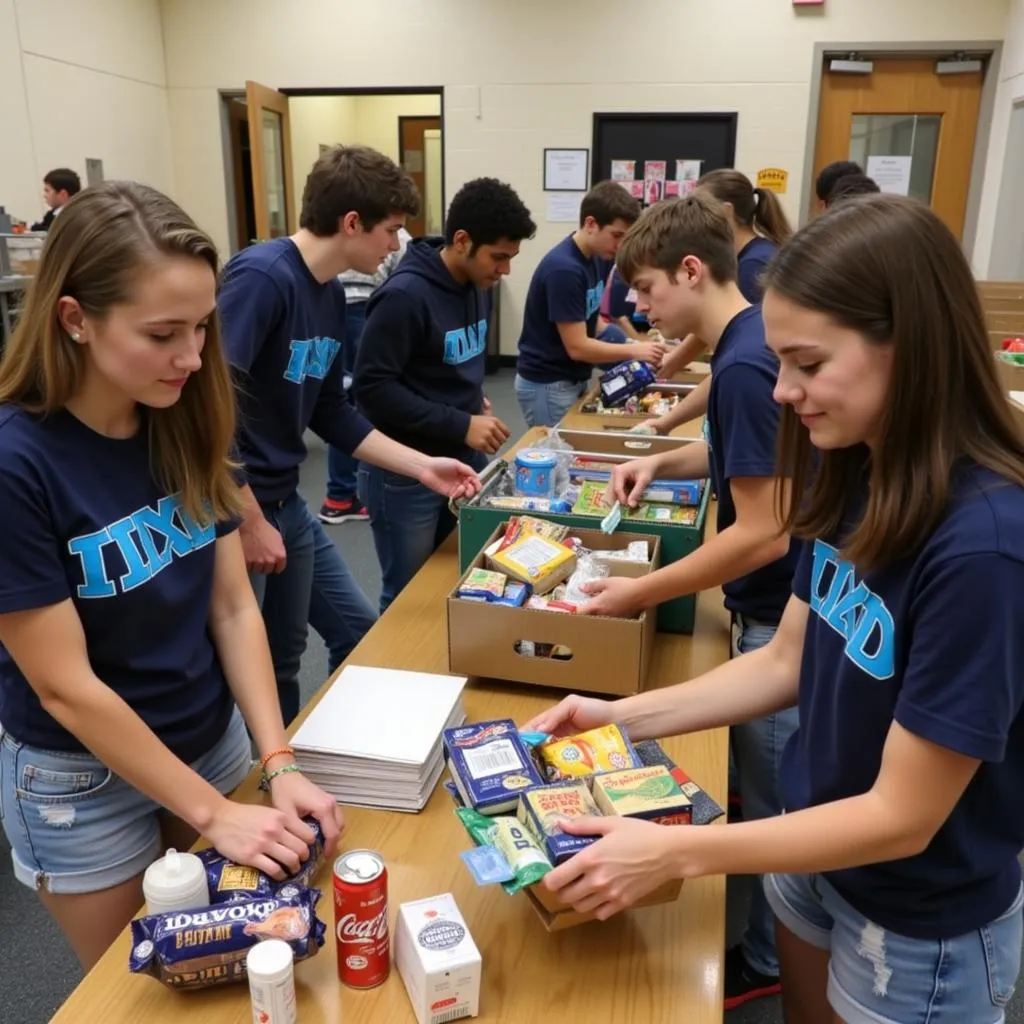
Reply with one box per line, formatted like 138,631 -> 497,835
628,180 -> 644,198
644,178 -> 665,206
611,159 -> 636,181
676,159 -> 702,184
664,181 -> 681,197
643,160 -> 667,183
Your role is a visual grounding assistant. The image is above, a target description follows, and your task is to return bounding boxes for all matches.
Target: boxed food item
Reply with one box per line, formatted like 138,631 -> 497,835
516,782 -> 601,864
591,765 -> 693,824
395,893 -> 481,1024
448,525 -> 660,695
598,359 -> 657,407
444,720 -> 545,814
487,533 -> 576,594
456,568 -> 507,603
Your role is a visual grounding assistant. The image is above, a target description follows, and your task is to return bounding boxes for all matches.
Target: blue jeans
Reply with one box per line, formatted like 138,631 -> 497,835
0,708 -> 250,894
730,612 -> 800,978
598,322 -> 629,371
766,872 -> 1023,1023
326,302 -> 367,503
249,492 -> 377,724
514,375 -> 589,428
359,452 -> 488,613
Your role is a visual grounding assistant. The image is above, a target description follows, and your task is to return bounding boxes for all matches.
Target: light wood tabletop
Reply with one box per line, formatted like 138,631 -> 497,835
51,442 -> 731,1024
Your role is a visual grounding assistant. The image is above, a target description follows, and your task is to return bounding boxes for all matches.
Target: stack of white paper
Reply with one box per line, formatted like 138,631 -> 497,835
290,665 -> 468,812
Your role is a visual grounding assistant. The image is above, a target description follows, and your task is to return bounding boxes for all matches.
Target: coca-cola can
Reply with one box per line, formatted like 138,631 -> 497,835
333,849 -> 390,989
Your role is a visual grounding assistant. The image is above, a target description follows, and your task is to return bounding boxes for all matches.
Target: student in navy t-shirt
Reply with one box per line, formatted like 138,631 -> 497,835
582,194 -> 800,1007
649,170 -> 795,437
354,178 -> 535,611
527,195 -> 1024,1024
514,180 -> 666,427
218,146 -> 481,725
0,182 -> 340,971
599,265 -> 649,338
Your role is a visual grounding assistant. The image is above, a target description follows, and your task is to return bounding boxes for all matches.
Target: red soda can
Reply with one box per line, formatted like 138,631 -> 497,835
333,849 -> 390,988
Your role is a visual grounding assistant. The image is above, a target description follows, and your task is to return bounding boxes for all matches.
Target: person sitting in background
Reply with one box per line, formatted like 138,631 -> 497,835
814,159 -> 863,210
514,181 -> 665,427
30,168 -> 81,231
217,146 -> 481,725
652,170 -> 794,433
318,226 -> 411,525
600,264 -> 649,340
826,172 -> 881,206
354,178 -> 535,612
0,181 -> 340,971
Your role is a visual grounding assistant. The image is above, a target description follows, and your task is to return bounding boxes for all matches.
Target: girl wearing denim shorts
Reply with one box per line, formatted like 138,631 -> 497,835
526,194 -> 1024,1023
0,182 -> 340,971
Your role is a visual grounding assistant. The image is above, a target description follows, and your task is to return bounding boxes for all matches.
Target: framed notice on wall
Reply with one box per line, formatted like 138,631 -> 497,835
544,149 -> 590,191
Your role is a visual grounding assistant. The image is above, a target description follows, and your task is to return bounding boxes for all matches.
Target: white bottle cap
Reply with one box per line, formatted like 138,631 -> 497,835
142,848 -> 209,916
247,938 -> 295,981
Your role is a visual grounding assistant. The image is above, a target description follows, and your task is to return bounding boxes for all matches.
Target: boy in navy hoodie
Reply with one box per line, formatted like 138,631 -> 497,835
354,178 -> 536,610
218,146 -> 481,724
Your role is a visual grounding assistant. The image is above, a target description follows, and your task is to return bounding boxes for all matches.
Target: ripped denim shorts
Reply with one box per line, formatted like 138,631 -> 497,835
765,871 -> 1024,1024
0,708 -> 251,894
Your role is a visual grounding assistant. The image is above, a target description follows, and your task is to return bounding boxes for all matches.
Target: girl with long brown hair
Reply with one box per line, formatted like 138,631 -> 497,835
527,194 -> 1024,1023
0,182 -> 340,971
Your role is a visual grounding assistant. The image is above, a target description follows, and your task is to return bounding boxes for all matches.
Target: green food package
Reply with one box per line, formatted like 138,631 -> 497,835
455,806 -> 552,894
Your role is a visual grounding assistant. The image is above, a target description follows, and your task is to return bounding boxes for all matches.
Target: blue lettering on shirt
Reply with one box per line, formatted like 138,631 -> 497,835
585,281 -> 605,320
809,539 -> 895,679
283,337 -> 341,384
67,496 -> 216,599
443,319 -> 489,366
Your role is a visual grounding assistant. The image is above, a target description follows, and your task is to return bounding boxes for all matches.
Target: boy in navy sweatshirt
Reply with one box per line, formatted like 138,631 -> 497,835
354,178 -> 536,610
218,146 -> 481,724
514,180 -> 666,427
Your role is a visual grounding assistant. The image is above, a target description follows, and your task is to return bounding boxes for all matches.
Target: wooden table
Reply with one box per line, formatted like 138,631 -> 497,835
52,466 -> 731,1024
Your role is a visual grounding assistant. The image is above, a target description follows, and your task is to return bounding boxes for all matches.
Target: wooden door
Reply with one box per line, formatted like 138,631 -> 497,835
399,115 -> 442,237
813,58 -> 984,237
245,81 -> 296,241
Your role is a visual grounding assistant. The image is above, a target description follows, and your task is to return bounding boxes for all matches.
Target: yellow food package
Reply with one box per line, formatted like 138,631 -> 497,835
538,724 -> 640,781
488,534 -> 577,595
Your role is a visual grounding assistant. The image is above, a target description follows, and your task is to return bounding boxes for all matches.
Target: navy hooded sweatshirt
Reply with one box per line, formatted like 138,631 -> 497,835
353,238 -> 492,460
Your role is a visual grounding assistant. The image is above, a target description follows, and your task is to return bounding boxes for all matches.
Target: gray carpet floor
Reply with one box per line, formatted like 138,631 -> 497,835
1,368 -> 1020,1023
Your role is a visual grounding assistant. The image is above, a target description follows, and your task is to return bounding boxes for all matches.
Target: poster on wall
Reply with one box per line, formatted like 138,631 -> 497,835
543,149 -> 590,191
645,178 -> 665,206
866,155 -> 912,196
755,167 -> 789,194
676,159 -> 702,185
664,181 -> 681,197
546,191 -> 583,222
643,160 -> 667,184
628,180 -> 645,199
611,159 -> 636,181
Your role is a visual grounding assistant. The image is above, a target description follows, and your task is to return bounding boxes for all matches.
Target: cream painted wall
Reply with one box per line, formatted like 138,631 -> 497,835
974,0 -> 1024,277
160,0 -> 1009,353
352,93 -> 441,163
0,0 -> 173,228
289,95 -> 357,223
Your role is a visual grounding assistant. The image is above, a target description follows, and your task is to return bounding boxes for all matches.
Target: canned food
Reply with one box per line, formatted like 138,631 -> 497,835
333,850 -> 390,989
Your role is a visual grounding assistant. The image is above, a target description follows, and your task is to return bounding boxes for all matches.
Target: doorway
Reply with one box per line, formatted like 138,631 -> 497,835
812,56 -> 986,237
399,116 -> 442,236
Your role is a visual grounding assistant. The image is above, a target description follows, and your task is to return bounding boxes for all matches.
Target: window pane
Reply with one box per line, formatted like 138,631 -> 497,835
261,109 -> 287,238
849,113 -> 941,203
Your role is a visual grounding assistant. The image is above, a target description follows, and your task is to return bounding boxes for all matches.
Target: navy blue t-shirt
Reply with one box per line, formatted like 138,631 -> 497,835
737,237 -> 778,305
604,266 -> 649,330
706,306 -> 799,622
516,235 -> 609,384
219,238 -> 373,503
783,464 -> 1024,938
0,407 -> 235,762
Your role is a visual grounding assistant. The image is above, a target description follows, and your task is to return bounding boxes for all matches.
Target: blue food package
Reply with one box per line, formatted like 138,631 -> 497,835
460,845 -> 516,886
129,885 -> 325,990
198,816 -> 326,904
493,580 -> 531,607
598,359 -> 657,408
444,719 -> 545,814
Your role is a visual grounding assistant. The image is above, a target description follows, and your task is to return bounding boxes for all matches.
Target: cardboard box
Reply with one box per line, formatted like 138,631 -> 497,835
572,380 -> 703,427
524,875 -> 684,932
395,893 -> 481,1024
457,433 -> 708,634
448,525 -> 660,695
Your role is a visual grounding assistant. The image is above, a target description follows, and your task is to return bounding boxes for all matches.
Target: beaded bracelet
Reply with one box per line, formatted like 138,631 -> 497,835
259,762 -> 302,791
260,746 -> 295,770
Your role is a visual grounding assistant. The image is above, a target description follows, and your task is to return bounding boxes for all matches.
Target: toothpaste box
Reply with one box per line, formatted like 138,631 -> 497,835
517,782 -> 602,864
396,893 -> 481,1024
444,720 -> 544,815
591,765 -> 693,824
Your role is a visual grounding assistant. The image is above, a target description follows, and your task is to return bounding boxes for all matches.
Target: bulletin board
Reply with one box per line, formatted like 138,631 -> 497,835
591,113 -> 738,200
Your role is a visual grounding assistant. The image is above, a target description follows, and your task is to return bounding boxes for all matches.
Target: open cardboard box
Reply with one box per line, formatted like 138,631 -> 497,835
572,379 -> 703,427
448,524 -> 660,695
524,874 -> 683,931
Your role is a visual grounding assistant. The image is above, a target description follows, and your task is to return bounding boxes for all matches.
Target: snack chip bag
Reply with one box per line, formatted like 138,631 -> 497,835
455,807 -> 552,894
538,724 -> 640,781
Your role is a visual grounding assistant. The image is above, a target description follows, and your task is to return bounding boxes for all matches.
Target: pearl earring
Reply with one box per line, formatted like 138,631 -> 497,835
70,332 -> 80,342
